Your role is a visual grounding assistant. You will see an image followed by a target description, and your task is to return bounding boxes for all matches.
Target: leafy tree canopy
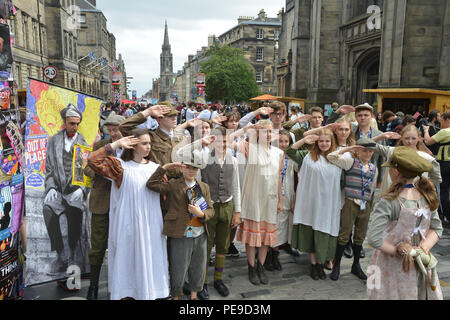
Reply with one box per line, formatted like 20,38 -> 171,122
200,44 -> 260,103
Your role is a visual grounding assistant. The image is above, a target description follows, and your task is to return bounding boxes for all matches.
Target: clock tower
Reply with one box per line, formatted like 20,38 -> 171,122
160,20 -> 174,102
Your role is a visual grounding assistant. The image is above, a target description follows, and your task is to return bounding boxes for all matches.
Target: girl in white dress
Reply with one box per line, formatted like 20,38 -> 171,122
287,129 -> 342,280
87,129 -> 170,300
237,121 -> 284,286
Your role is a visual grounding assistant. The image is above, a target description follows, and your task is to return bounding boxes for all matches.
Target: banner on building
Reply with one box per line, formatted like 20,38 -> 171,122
23,78 -> 102,286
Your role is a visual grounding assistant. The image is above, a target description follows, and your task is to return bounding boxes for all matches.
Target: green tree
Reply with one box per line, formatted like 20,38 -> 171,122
200,44 -> 260,103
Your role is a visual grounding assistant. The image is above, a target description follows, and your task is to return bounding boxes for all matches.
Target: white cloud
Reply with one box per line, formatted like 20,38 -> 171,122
96,0 -> 285,97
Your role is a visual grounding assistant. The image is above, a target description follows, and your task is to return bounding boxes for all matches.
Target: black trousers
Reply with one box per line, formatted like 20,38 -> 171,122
43,204 -> 83,253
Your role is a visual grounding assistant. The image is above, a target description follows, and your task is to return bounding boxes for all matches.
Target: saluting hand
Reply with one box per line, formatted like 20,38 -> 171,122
336,105 -> 355,115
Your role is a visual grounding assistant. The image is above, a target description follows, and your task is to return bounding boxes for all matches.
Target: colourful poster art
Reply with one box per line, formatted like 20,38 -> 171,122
24,79 -> 103,286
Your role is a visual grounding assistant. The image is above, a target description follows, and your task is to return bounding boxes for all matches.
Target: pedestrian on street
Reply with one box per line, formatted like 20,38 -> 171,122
373,125 -> 442,195
287,130 -> 341,281
367,147 -> 443,300
265,129 -> 299,272
180,126 -> 241,300
87,130 -> 170,300
326,138 -> 379,281
423,111 -> 450,227
146,152 -> 215,300
237,120 -> 284,286
83,113 -> 125,300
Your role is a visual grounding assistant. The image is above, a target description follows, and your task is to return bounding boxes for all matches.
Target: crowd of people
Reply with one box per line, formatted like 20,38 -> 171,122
81,98 -> 449,300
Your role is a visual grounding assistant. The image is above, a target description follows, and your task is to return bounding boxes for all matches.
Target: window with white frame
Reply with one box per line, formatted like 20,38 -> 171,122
275,30 -> 280,41
256,70 -> 263,83
257,29 -> 264,40
256,48 -> 263,61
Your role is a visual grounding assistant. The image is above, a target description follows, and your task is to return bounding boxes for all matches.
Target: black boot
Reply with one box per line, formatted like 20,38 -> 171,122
264,249 -> 274,271
316,264 -> 326,280
310,264 -> 319,280
248,262 -> 260,285
256,260 -> 269,285
344,237 -> 354,258
272,250 -> 282,271
351,245 -> 367,280
197,284 -> 209,300
360,247 -> 366,258
330,244 -> 346,281
86,286 -> 98,300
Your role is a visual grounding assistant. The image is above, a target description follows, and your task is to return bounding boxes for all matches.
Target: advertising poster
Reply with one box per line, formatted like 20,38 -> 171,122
0,173 -> 22,300
0,81 -> 10,109
72,144 -> 92,188
0,23 -> 12,80
23,78 -> 102,286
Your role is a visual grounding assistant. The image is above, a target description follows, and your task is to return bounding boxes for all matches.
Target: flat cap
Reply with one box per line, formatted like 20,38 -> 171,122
356,137 -> 377,150
355,103 -> 373,113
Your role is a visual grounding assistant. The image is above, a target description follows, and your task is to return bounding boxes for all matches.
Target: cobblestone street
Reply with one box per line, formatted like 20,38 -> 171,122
23,227 -> 450,300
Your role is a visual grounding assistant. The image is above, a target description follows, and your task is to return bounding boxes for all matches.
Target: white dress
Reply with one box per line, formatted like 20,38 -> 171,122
108,159 -> 170,300
241,143 -> 284,225
293,154 -> 342,237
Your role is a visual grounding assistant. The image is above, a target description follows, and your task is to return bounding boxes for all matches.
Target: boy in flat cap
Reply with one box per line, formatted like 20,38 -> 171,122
146,150 -> 215,300
327,137 -> 379,281
367,147 -> 443,300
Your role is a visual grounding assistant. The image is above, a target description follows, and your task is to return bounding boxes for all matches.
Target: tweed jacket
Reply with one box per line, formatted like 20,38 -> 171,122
146,166 -> 215,238
84,139 -> 111,215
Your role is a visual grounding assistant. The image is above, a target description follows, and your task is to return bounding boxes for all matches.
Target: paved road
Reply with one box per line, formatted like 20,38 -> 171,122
23,227 -> 450,300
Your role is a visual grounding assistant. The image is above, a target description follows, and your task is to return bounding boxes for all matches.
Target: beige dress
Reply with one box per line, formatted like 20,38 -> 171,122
367,197 -> 443,300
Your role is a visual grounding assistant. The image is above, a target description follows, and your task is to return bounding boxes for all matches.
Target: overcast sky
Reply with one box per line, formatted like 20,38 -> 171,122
95,0 -> 285,97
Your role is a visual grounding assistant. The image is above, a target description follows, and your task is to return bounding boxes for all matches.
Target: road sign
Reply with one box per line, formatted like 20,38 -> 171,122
43,65 -> 58,80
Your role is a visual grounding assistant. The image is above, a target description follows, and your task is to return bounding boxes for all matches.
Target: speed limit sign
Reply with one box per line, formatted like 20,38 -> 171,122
43,65 -> 58,80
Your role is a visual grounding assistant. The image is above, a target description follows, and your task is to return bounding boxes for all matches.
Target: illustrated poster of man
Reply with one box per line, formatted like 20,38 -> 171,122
43,104 -> 90,278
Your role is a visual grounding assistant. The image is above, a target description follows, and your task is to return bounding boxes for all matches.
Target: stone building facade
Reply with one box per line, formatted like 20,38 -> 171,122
8,0 -> 49,105
10,0 -> 125,104
218,9 -> 282,95
277,0 -> 450,113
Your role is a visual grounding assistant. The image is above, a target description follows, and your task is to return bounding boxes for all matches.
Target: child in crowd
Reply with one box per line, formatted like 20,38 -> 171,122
373,125 -> 442,194
237,120 -> 284,286
327,138 -> 379,281
177,126 -> 241,300
287,129 -> 342,280
264,129 -> 299,272
87,130 -> 170,300
367,147 -> 443,300
146,151 -> 215,300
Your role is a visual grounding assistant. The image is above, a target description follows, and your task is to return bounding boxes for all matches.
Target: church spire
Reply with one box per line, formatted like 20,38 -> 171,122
163,20 -> 170,47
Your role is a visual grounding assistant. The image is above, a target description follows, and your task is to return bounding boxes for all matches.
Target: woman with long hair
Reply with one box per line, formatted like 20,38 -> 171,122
87,129 -> 170,300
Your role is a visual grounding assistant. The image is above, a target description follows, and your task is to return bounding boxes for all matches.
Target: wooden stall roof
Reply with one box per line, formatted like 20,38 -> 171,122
363,88 -> 450,96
